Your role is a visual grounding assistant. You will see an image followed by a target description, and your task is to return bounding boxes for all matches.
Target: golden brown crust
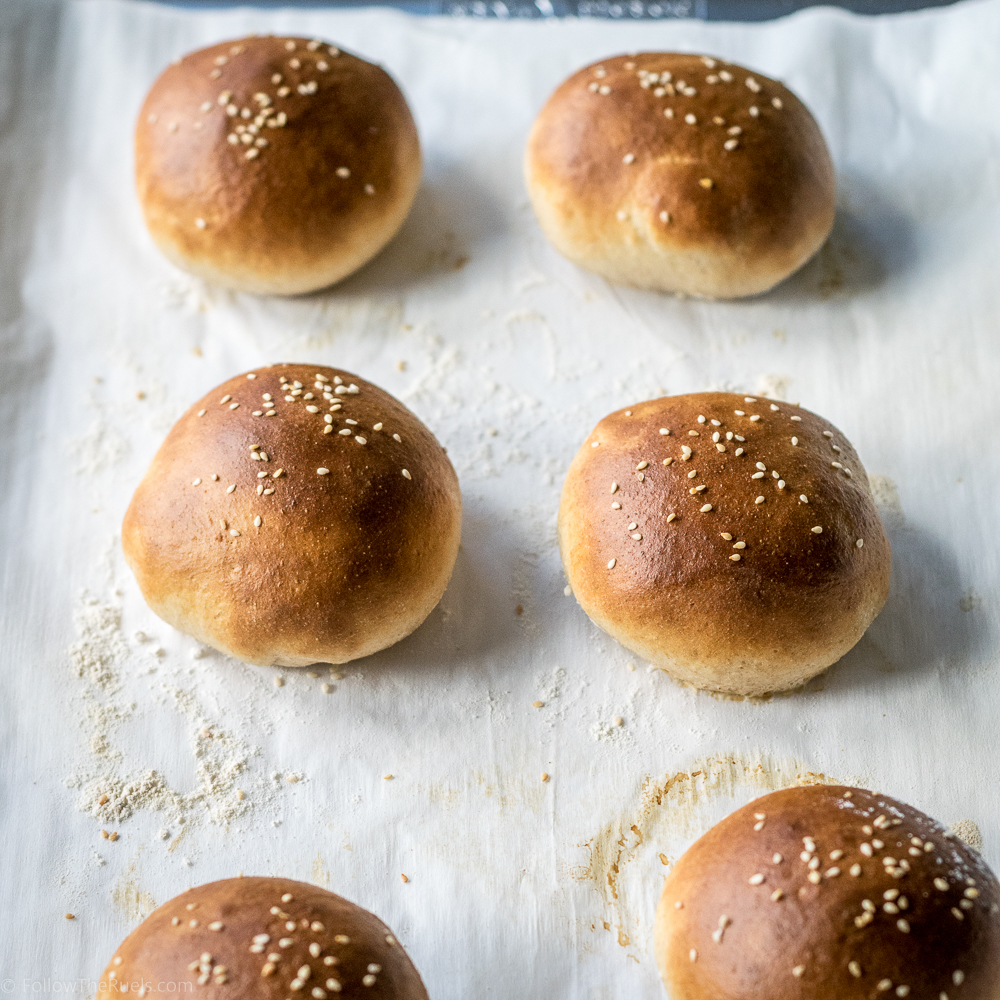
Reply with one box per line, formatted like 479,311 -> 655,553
135,37 -> 421,294
655,785 -> 1000,999
122,365 -> 461,666
525,53 -> 835,298
558,392 -> 890,696
100,877 -> 428,1000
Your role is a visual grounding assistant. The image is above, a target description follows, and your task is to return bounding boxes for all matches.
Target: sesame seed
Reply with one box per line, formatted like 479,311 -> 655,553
770,888 -> 783,901
748,873 -> 764,885
699,178 -> 713,189
849,962 -> 862,978
666,513 -> 676,522
953,972 -> 965,986
811,526 -> 823,534
850,864 -> 862,876
755,496 -> 765,504
721,532 -> 733,540
752,472 -> 765,480
685,113 -> 697,125
934,878 -> 949,891
317,468 -> 330,475
659,211 -> 670,223
792,966 -> 805,978
689,949 -> 697,961
700,504 -> 713,512
800,495 -> 808,503
192,478 -> 201,486
730,554 -> 741,562
623,153 -> 635,164
607,558 -> 616,569
226,484 -> 236,493
254,516 -> 261,527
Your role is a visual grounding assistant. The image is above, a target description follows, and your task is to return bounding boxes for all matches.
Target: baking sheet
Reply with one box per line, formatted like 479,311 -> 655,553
2,0 -> 1000,994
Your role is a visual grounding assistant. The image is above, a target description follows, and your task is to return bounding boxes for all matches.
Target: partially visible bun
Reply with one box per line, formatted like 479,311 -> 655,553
558,392 -> 890,696
122,365 -> 461,666
136,36 -> 421,294
525,53 -> 834,298
656,785 -> 1000,999
100,877 -> 429,1000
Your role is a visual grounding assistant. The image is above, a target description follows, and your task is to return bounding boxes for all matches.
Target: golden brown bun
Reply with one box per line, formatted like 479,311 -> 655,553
122,365 -> 461,666
135,37 -> 421,294
100,877 -> 428,1000
558,392 -> 890,696
525,53 -> 835,298
655,785 -> 1000,999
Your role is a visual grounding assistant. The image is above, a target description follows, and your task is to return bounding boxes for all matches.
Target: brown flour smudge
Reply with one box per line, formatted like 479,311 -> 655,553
576,753 -> 834,957
111,862 -> 157,924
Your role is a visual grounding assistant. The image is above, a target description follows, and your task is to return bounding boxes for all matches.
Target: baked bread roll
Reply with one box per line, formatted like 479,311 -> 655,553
135,36 -> 421,294
100,877 -> 429,1000
122,365 -> 461,666
558,392 -> 890,696
655,785 -> 1000,999
525,53 -> 834,298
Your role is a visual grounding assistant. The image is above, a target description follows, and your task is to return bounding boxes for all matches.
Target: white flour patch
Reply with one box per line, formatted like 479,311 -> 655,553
64,591 -> 287,830
869,474 -> 905,531
950,818 -> 984,852
756,373 -> 792,400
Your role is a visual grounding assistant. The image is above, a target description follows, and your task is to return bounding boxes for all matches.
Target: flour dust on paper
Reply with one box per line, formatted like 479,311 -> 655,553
63,590 -> 282,833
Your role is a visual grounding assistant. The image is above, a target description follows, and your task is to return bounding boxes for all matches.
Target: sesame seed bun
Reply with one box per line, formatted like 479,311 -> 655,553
122,365 -> 461,667
557,392 -> 890,696
100,877 -> 429,1000
524,53 -> 835,298
655,785 -> 1000,999
135,37 -> 421,295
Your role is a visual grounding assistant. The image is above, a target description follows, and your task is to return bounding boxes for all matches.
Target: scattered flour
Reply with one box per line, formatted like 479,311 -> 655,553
64,591 -> 282,830
869,474 -> 905,531
950,819 -> 984,852
756,373 -> 792,400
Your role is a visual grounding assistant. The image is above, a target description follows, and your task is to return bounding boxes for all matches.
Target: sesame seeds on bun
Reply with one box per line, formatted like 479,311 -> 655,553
557,392 -> 890,696
100,877 -> 429,1000
655,785 -> 1000,999
135,37 -> 421,294
122,365 -> 462,667
525,53 -> 835,298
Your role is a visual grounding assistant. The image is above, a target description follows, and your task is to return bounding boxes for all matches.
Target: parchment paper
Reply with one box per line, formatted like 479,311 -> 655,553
1,0 -> 999,996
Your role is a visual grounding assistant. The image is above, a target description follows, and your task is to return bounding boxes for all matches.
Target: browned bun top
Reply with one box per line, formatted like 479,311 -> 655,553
122,365 -> 462,667
655,785 -> 1000,999
100,877 -> 428,1000
525,53 -> 835,298
558,392 -> 890,696
135,37 -> 421,294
